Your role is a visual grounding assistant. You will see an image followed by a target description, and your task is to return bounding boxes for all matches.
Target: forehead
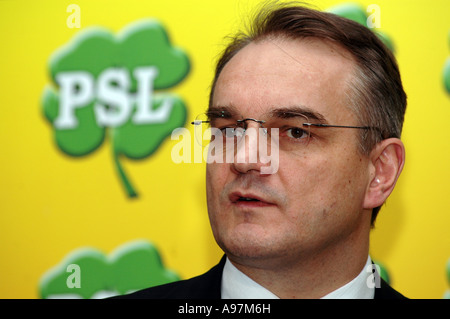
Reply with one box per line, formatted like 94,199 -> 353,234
212,37 -> 357,122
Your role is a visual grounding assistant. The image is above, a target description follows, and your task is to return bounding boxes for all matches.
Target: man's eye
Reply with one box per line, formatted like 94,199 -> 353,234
286,127 -> 308,139
220,127 -> 235,137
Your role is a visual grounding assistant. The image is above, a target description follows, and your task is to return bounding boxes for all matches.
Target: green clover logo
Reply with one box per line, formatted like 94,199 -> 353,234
42,19 -> 190,197
327,3 -> 395,52
444,31 -> 450,95
39,240 -> 179,298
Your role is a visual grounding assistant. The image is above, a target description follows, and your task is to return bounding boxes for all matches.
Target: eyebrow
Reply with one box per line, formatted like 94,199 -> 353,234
269,106 -> 328,124
207,105 -> 328,124
207,105 -> 239,119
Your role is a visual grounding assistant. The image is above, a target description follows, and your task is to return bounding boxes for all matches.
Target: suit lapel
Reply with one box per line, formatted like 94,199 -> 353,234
374,278 -> 407,299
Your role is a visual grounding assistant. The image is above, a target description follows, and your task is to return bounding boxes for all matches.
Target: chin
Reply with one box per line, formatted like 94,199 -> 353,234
218,223 -> 289,260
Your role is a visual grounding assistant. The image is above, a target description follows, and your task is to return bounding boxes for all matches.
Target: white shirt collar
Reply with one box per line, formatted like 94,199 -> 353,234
221,256 -> 375,299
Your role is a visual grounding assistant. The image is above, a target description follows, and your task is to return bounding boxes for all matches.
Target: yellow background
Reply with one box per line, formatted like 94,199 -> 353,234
0,0 -> 449,298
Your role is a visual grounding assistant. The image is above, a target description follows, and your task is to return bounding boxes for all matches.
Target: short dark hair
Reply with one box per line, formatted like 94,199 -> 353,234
209,2 -> 407,225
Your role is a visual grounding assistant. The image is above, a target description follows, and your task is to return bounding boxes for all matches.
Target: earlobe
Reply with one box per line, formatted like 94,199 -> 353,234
363,138 -> 405,210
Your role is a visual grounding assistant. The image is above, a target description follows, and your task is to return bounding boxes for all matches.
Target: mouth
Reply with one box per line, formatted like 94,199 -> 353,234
229,192 -> 275,207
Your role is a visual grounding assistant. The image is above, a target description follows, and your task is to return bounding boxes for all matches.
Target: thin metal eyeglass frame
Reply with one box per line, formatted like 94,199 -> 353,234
190,117 -> 383,151
191,119 -> 377,131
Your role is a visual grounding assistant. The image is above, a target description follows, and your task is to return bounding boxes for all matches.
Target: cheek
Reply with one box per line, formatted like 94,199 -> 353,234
276,154 -> 368,248
206,164 -> 219,204
279,152 -> 367,214
206,164 -> 221,237
206,163 -> 229,215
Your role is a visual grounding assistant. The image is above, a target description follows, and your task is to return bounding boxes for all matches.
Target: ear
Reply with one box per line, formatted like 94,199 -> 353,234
363,138 -> 405,210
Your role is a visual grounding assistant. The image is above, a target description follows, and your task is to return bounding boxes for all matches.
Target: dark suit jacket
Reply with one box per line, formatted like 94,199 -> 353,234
114,256 -> 406,299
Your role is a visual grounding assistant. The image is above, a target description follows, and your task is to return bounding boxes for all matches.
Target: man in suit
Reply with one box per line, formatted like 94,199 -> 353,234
118,3 -> 407,299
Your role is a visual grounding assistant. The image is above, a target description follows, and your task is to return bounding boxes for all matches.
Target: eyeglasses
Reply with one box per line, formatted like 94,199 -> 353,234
191,110 -> 381,154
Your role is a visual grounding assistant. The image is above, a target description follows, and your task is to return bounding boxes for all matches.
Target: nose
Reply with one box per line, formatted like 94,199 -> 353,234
231,122 -> 272,175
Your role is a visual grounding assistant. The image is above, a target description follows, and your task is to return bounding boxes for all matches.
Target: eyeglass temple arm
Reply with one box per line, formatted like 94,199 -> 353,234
191,120 -> 210,125
303,123 -> 374,130
191,118 -> 266,125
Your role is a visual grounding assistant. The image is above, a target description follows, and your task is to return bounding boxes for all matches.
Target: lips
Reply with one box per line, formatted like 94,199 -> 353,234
229,192 -> 275,207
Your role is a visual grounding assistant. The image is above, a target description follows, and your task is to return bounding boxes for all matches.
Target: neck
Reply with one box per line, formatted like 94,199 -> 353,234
227,218 -> 371,298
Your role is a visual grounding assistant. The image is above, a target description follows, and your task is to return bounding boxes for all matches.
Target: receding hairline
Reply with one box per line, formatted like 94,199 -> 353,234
210,35 -> 361,126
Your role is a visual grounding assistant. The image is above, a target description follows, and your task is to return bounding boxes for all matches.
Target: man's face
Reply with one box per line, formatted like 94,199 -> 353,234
206,38 -> 373,267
